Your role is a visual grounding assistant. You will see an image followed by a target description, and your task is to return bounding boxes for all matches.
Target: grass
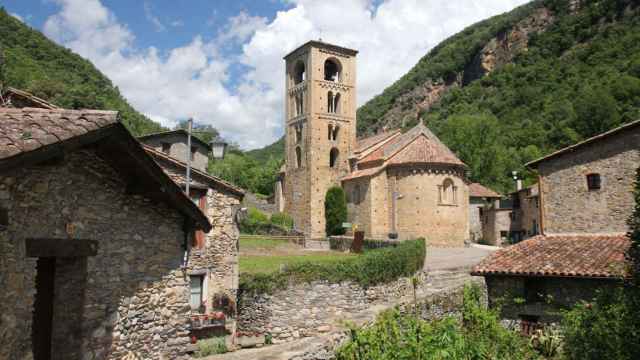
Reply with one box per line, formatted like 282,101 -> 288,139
239,235 -> 354,274
193,337 -> 227,357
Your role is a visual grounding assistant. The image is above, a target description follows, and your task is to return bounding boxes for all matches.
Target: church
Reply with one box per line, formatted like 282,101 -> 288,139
275,40 -> 469,246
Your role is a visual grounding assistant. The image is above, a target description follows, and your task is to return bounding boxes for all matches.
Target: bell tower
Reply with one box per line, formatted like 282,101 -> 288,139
283,41 -> 358,239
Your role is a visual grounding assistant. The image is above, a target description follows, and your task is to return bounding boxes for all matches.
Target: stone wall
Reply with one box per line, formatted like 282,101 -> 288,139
485,275 -> 620,322
469,197 -> 485,242
242,192 -> 278,215
483,206 -> 512,246
0,150 -> 192,359
189,187 -> 242,316
538,126 -> 640,234
237,270 -> 479,344
141,132 -> 210,172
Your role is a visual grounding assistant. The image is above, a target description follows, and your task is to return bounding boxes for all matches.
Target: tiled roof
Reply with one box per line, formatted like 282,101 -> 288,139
354,130 -> 400,154
138,129 -> 212,150
0,107 -> 118,160
1,87 -> 60,110
0,107 -> 212,232
359,121 -> 465,167
143,144 -> 245,197
341,165 -> 384,181
471,234 -> 630,279
469,183 -> 501,198
526,119 -> 640,167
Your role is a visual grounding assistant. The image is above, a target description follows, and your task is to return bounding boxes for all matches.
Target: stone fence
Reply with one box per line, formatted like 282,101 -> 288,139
237,270 -> 480,344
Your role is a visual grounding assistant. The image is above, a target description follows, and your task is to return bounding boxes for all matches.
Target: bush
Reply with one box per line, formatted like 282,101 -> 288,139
270,212 -> 293,230
335,284 -> 537,360
193,337 -> 227,357
239,207 -> 270,234
325,187 -> 348,236
240,238 -> 426,295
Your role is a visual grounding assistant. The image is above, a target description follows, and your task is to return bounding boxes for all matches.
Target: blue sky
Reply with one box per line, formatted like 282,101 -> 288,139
3,0 -> 529,149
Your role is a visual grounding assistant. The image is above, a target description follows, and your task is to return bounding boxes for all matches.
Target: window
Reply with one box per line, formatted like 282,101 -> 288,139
294,93 -> 304,116
293,61 -> 305,84
439,178 -> 457,205
512,195 -> 521,209
327,91 -> 334,113
500,231 -> 508,240
524,278 -> 546,303
161,142 -> 171,154
190,275 -> 204,311
478,207 -> 484,218
324,59 -> 340,82
294,124 -> 303,144
190,146 -> 197,161
190,192 -> 206,249
327,92 -> 340,114
328,124 -> 339,141
329,148 -> 339,168
587,173 -> 601,191
333,93 -> 340,114
295,146 -> 302,169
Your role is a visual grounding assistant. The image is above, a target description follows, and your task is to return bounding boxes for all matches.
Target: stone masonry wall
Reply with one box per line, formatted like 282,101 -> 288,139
237,270 -> 479,344
539,127 -> 640,234
0,150 -> 192,360
189,186 -> 241,315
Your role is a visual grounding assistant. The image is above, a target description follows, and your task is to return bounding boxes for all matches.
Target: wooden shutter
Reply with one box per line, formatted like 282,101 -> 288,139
195,194 -> 207,249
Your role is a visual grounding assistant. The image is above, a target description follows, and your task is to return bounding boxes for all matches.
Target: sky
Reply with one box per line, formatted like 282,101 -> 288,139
3,0 -> 529,149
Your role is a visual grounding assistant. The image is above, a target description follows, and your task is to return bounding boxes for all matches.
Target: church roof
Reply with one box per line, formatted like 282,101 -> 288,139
358,121 -> 466,167
342,121 -> 466,182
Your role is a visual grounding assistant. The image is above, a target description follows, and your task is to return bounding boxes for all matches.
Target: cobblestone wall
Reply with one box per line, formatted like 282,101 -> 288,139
0,150 -> 193,360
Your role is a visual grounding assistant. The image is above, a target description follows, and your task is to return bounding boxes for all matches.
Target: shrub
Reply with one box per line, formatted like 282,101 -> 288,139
239,207 -> 270,234
270,212 -> 293,230
325,187 -> 347,236
193,337 -> 227,357
239,238 -> 426,295
335,284 -> 537,360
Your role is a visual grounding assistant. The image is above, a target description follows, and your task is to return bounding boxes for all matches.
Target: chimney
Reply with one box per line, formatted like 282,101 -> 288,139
516,179 -> 523,191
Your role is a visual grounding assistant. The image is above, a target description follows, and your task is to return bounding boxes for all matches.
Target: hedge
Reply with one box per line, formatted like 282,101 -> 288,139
239,238 -> 426,295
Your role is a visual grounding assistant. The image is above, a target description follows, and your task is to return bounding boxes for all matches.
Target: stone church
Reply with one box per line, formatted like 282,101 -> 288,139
276,41 -> 469,246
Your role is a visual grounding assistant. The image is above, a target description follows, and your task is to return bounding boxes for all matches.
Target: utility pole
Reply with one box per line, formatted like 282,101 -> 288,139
185,118 -> 193,196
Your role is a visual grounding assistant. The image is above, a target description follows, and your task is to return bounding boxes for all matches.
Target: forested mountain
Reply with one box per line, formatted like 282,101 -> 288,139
358,0 -> 640,192
0,8 -> 164,135
249,0 -> 640,194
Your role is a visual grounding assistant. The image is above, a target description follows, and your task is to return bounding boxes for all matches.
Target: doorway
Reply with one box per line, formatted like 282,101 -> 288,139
32,257 -> 56,360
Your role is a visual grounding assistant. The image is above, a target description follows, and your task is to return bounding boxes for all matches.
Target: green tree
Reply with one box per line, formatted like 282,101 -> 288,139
325,186 -> 347,236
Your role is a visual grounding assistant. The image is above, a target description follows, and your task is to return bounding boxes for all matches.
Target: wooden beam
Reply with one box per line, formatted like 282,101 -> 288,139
26,238 -> 98,258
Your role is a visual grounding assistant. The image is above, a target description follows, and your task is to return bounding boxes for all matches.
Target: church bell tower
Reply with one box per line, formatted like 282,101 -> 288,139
283,41 -> 358,239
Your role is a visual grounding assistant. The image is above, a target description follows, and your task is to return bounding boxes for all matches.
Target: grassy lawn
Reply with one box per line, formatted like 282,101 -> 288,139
239,235 -> 354,274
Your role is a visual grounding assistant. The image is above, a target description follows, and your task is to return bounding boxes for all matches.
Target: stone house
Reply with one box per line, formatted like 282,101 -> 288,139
508,184 -> 540,241
473,119 -> 638,326
0,107 -> 212,359
139,129 -> 212,172
468,182 -> 501,243
276,40 -> 470,245
141,144 -> 244,335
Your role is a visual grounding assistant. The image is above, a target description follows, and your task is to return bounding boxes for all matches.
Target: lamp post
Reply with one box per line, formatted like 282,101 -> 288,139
210,137 -> 228,160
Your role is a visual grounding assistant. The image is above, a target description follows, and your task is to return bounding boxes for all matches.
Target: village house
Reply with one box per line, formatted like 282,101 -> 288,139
139,135 -> 245,337
468,182 -> 501,242
481,184 -> 540,246
0,106 -> 212,359
473,119 -> 638,327
138,129 -> 212,172
276,41 -> 469,246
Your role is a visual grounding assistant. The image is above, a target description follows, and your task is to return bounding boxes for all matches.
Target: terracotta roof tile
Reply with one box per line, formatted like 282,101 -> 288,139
0,108 -> 119,160
471,234 -> 630,279
355,130 -> 401,154
341,165 -> 384,181
469,183 -> 502,198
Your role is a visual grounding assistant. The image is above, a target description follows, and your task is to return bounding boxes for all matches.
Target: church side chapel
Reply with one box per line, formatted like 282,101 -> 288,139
277,41 -> 469,246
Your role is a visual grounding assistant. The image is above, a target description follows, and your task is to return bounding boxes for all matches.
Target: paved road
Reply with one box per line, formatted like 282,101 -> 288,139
425,244 -> 498,271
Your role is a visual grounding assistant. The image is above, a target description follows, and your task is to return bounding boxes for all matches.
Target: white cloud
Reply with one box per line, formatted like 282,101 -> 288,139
10,12 -> 24,22
143,1 -> 165,32
42,0 -> 528,149
170,20 -> 184,27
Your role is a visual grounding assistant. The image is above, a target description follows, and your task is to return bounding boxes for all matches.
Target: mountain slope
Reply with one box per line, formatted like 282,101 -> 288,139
0,8 -> 164,135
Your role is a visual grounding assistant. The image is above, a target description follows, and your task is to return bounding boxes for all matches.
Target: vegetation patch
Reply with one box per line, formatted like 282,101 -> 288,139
336,284 -> 540,360
239,238 -> 425,295
193,337 -> 227,357
239,208 -> 294,235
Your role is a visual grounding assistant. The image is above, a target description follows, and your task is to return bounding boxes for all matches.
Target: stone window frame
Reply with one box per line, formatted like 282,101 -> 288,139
295,146 -> 303,169
189,272 -> 208,313
438,178 -> 458,206
324,58 -> 342,82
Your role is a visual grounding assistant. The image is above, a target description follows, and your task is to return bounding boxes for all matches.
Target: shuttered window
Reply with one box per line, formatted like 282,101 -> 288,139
190,191 -> 207,249
190,275 -> 204,310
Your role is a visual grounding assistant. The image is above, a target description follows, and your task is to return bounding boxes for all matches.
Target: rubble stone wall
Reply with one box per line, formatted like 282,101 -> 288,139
0,150 -> 192,360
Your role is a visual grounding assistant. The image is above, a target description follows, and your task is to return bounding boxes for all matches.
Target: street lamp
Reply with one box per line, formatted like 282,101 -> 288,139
210,137 -> 228,160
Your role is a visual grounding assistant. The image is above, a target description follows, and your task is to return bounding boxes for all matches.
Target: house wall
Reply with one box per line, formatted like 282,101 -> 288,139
389,166 -> 469,246
538,127 -> 640,234
485,276 -> 620,322
142,133 -> 210,172
469,197 -> 486,242
482,206 -> 512,246
0,150 -> 192,360
510,189 -> 540,239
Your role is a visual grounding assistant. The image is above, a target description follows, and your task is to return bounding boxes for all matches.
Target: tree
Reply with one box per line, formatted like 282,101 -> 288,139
325,186 -> 347,236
